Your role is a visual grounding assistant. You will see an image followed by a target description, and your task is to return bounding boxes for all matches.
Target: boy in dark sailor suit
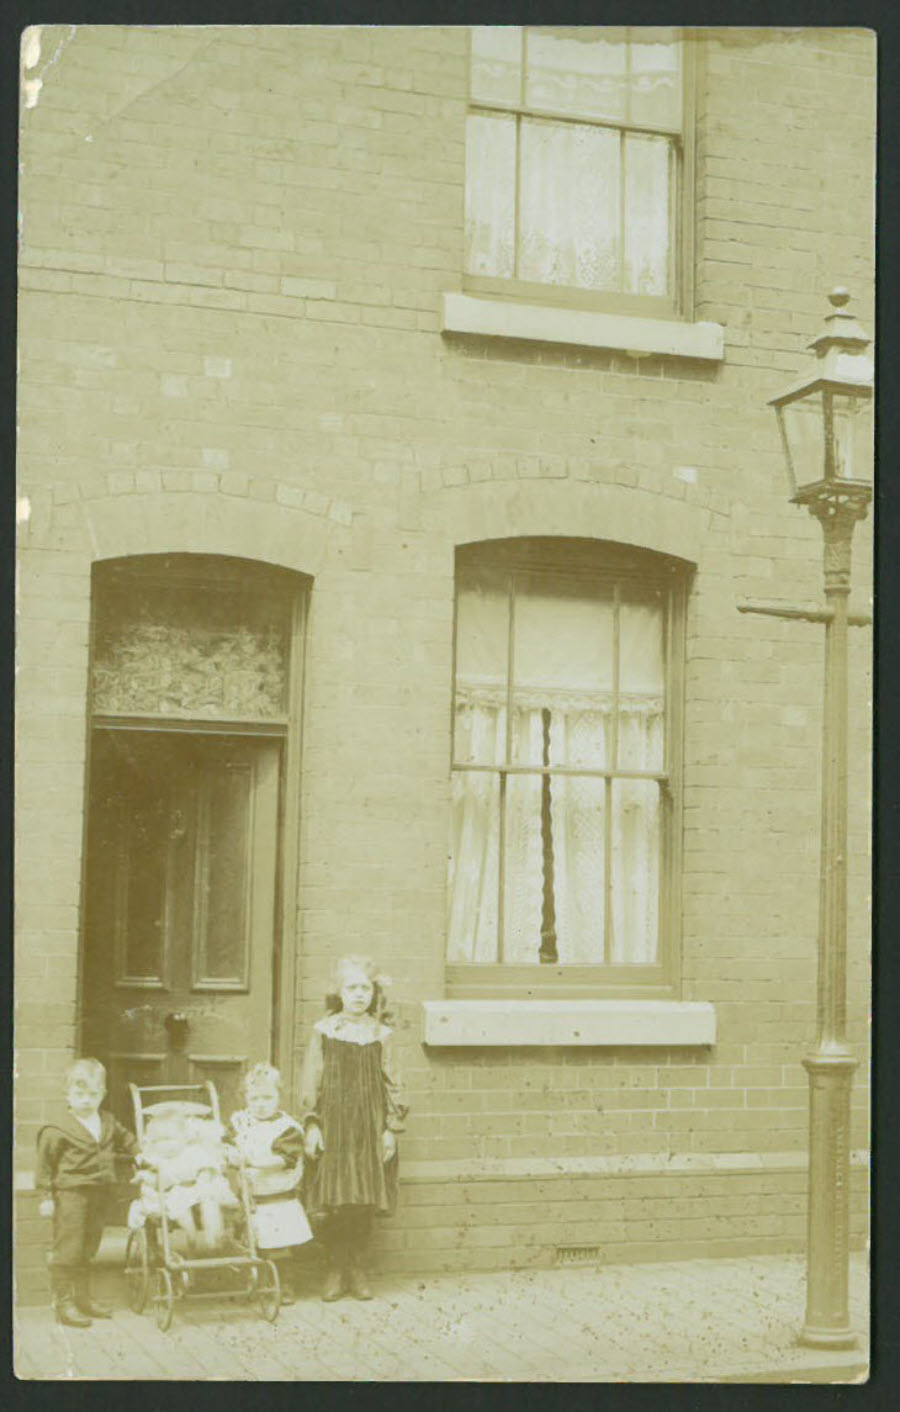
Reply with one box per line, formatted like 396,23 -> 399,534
35,1058 -> 138,1327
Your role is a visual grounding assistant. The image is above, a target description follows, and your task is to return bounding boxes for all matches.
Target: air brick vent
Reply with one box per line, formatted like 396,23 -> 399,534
554,1245 -> 602,1267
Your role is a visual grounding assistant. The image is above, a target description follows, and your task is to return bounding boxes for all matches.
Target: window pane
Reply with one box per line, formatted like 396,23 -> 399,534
455,574 -> 510,765
519,119 -> 620,291
198,764 -> 252,984
511,574 -> 614,766
611,779 -> 660,963
619,593 -> 664,695
455,700 -> 508,769
504,773 -> 544,962
623,132 -> 671,296
618,592 -> 665,771
511,702 -> 617,772
618,700 -> 665,772
456,575 -> 510,685
513,575 -> 615,692
525,28 -> 627,122
448,770 -> 500,962
629,35 -> 681,130
551,773 -> 606,963
471,26 -> 522,105
120,792 -> 168,982
503,771 -> 607,965
465,112 -> 517,278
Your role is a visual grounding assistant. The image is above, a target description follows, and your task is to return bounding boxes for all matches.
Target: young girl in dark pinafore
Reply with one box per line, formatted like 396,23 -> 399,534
301,956 -> 407,1301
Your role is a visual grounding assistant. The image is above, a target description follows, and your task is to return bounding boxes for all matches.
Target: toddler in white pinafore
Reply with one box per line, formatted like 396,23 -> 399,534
226,1063 -> 312,1303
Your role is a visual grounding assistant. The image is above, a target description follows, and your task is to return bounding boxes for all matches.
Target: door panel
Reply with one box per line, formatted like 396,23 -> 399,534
82,730 -> 280,1125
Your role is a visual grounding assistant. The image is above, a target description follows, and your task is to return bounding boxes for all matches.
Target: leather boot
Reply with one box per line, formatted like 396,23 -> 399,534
56,1295 -> 93,1328
346,1211 -> 374,1300
321,1248 -> 344,1302
279,1267 -> 295,1306
74,1276 -> 112,1319
52,1269 -> 92,1328
347,1251 -> 373,1301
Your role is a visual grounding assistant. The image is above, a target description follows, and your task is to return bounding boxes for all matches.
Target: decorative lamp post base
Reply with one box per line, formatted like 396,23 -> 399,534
798,1325 -> 859,1351
799,1050 -> 858,1350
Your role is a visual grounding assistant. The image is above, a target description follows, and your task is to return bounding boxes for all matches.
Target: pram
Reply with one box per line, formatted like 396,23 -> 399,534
123,1081 -> 281,1330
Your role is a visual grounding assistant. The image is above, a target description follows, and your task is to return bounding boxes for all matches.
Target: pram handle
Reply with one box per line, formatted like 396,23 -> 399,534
128,1080 -> 221,1145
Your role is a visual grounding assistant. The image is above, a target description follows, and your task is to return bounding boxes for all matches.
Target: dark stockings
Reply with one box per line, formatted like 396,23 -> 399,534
321,1207 -> 374,1300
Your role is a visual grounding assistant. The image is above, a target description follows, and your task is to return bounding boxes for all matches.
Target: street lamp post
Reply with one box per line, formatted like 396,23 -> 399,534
740,288 -> 873,1349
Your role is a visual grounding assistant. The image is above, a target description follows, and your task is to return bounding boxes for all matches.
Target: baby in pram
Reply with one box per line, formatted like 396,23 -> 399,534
130,1101 -> 239,1250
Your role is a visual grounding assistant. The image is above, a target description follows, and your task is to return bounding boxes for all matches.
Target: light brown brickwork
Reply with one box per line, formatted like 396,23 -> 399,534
15,25 -> 873,1295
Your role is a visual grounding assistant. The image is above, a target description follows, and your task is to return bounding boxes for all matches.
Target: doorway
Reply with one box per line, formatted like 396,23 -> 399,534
79,554 -> 306,1123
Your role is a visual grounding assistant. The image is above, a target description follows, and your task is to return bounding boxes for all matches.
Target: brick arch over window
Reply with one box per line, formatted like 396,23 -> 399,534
79,485 -> 344,575
418,478 -> 711,568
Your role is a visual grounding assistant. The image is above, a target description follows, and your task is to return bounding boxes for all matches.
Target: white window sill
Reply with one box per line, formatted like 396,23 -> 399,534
422,999 -> 717,1048
441,293 -> 725,363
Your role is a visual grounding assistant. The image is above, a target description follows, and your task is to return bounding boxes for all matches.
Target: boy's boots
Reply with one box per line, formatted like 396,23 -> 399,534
73,1270 -> 112,1319
51,1268 -> 92,1328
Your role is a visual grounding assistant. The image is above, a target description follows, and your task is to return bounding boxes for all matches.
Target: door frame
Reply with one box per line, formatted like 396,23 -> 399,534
272,584 -> 307,1107
76,556 -> 309,1118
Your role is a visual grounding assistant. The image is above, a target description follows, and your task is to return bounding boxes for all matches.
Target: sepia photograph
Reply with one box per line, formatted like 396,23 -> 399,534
14,22 -> 874,1382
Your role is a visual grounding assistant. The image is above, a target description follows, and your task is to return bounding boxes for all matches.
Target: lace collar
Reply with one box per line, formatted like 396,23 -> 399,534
315,1013 -> 390,1045
233,1109 -> 293,1132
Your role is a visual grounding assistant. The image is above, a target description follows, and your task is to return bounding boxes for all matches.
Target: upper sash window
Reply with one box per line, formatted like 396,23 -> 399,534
465,27 -> 692,319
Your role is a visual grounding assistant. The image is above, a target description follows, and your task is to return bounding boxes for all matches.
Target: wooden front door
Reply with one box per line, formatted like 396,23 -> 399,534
82,729 -> 280,1123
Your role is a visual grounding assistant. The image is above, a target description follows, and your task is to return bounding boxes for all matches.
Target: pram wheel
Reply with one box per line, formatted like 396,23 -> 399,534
124,1228 -> 150,1314
256,1260 -> 280,1323
154,1268 -> 175,1332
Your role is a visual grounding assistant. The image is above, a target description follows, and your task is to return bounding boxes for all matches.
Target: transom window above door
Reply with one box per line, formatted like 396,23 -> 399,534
447,539 -> 689,998
465,27 -> 692,317
90,555 -> 295,723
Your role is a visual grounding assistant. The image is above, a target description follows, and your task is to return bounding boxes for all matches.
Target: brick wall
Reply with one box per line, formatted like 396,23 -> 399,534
16,25 -> 873,1293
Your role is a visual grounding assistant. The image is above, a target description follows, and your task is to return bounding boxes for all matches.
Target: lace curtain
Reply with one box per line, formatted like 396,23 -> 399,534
448,576 -> 665,966
448,690 -> 662,965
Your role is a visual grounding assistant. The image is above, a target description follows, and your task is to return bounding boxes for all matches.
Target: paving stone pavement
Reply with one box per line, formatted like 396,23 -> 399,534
14,1251 -> 869,1383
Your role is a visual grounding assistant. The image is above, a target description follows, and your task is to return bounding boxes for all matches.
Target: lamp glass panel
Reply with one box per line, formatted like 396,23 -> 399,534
829,390 -> 874,485
779,390 -> 826,494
